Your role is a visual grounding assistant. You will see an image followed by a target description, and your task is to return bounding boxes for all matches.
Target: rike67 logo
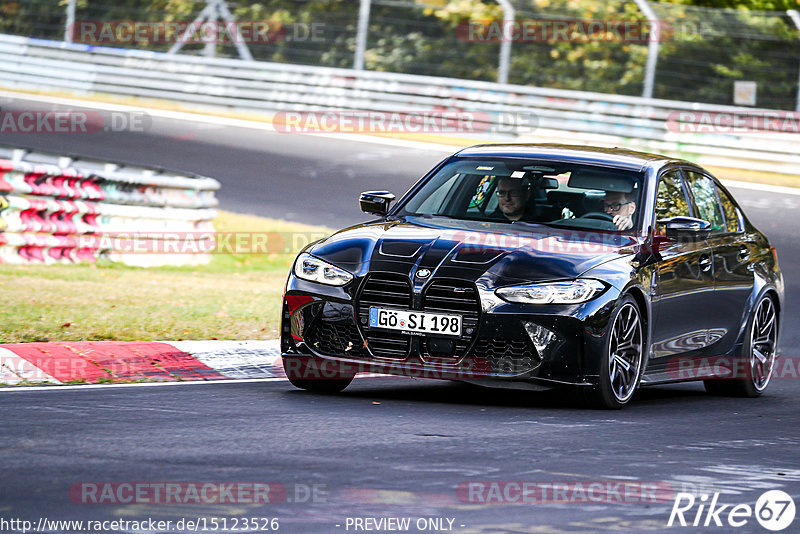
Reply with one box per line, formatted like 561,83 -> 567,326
668,490 -> 796,531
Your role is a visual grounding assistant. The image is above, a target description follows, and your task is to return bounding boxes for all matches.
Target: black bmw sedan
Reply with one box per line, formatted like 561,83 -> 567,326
281,144 -> 783,408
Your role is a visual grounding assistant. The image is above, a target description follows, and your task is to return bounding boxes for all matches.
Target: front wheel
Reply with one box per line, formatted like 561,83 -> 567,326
582,296 -> 644,409
704,295 -> 778,397
283,356 -> 355,393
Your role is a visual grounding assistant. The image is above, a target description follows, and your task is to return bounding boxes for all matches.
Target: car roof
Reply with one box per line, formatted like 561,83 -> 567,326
454,144 -> 676,172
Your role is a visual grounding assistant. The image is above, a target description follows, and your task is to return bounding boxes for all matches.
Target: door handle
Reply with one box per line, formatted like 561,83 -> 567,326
738,246 -> 750,261
698,255 -> 712,272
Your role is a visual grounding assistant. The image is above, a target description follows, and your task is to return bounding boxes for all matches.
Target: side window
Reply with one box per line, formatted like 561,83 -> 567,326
716,185 -> 742,233
655,171 -> 691,220
415,172 -> 460,214
685,171 -> 725,234
466,175 -> 497,216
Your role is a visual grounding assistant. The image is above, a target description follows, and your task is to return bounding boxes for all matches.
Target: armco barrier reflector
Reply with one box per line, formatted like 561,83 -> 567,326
0,146 -> 219,266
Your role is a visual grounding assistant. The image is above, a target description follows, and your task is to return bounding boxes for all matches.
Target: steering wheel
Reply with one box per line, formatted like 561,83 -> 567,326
581,211 -> 614,222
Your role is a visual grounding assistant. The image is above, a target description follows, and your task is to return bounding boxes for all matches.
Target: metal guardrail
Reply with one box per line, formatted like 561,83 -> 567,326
0,33 -> 798,176
0,144 -> 219,266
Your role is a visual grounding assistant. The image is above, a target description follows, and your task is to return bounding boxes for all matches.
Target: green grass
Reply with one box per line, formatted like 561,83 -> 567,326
0,211 -> 333,343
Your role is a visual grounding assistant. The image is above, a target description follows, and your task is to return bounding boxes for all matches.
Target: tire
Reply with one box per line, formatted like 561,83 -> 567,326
704,294 -> 778,398
283,356 -> 355,393
582,296 -> 645,409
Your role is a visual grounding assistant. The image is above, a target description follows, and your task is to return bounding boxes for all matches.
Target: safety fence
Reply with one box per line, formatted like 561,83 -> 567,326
3,0 -> 799,110
0,146 -> 219,266
0,33 -> 798,177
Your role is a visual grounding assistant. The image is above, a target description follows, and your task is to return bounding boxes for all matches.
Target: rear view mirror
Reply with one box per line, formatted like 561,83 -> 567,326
539,177 -> 559,189
359,191 -> 395,216
657,216 -> 712,241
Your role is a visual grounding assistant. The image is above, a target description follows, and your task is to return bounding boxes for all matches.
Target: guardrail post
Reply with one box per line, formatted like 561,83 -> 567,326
64,0 -> 76,42
632,0 -> 660,99
496,0 -> 514,84
788,10 -> 800,111
167,0 -> 253,61
354,0 -> 372,71
216,0 -> 253,61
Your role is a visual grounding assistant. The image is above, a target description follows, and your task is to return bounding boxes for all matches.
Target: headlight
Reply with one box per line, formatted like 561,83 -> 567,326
294,253 -> 353,286
495,279 -> 606,304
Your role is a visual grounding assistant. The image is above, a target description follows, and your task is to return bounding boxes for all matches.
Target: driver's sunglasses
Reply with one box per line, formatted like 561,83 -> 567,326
604,201 -> 632,212
496,189 -> 525,198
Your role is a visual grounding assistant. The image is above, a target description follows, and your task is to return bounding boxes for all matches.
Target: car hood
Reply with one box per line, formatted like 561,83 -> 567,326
308,217 -> 640,286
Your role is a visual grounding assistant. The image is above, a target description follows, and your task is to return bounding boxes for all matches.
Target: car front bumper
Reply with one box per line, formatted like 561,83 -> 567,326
281,274 -> 621,388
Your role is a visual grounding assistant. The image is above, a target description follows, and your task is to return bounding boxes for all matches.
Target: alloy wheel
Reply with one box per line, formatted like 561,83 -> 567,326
750,297 -> 777,391
608,302 -> 643,403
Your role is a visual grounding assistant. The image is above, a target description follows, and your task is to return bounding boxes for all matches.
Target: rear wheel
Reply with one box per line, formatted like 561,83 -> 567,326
283,356 -> 355,393
582,296 -> 644,409
704,295 -> 778,397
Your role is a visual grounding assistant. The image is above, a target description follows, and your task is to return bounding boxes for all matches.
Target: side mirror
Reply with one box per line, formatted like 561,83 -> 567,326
359,191 -> 395,216
657,216 -> 712,241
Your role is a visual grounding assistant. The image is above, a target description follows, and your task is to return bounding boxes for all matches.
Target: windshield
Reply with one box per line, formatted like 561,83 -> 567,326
398,157 -> 645,232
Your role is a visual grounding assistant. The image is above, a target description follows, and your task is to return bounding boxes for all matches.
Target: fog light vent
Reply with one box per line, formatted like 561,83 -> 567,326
523,322 -> 558,358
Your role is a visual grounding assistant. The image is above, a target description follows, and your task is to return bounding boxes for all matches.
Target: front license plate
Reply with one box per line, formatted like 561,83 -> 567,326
369,307 -> 462,337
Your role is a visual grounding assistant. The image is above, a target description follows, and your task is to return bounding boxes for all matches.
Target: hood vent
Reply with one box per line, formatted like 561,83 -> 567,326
379,240 -> 423,258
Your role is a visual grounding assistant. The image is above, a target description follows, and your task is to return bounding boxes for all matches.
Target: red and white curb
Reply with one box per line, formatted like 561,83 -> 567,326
0,340 -> 284,386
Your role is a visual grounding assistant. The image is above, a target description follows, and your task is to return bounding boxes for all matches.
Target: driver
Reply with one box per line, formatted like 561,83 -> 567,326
493,175 -> 534,221
604,191 -> 637,230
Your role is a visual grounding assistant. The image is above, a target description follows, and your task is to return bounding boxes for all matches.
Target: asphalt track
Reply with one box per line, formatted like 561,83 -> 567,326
1,94 -> 800,533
